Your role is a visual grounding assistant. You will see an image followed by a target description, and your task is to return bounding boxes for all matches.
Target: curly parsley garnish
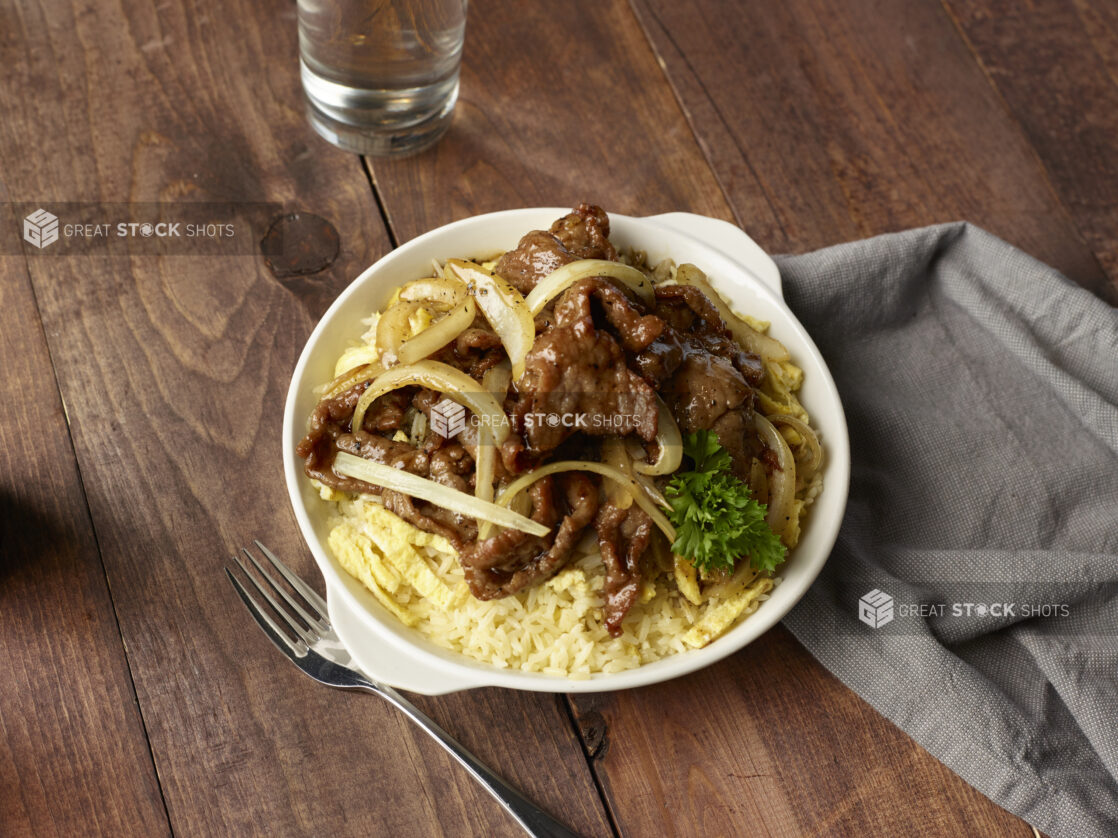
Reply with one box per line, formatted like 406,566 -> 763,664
665,430 -> 786,575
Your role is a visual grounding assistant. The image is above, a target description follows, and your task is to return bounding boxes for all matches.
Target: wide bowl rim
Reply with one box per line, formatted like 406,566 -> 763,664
283,207 -> 850,693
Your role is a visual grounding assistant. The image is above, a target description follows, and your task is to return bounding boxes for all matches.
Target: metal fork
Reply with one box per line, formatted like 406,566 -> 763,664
226,541 -> 583,838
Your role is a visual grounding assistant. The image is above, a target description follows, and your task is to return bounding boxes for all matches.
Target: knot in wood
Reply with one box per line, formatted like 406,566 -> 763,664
260,212 -> 340,278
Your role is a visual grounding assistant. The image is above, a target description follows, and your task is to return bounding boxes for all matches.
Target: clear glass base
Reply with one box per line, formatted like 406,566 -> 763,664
300,60 -> 458,157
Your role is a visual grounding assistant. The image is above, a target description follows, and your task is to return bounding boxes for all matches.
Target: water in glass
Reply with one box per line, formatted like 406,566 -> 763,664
299,0 -> 467,156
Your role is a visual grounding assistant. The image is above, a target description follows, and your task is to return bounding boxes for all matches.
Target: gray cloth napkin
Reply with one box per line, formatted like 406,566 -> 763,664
774,222 -> 1118,838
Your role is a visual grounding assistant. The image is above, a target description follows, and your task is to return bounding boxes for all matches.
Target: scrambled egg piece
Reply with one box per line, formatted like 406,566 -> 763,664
408,306 -> 435,336
784,499 -> 805,546
758,359 -> 809,423
547,567 -> 591,595
683,577 -> 775,648
673,555 -> 702,606
312,479 -> 348,502
329,523 -> 413,624
333,344 -> 380,378
328,500 -> 466,625
740,313 -> 770,333
358,501 -> 466,609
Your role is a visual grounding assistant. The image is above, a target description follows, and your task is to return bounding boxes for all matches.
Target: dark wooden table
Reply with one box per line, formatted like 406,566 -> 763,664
3,0 -> 1113,834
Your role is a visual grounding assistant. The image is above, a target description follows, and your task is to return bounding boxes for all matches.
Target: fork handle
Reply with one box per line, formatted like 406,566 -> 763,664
369,685 -> 586,838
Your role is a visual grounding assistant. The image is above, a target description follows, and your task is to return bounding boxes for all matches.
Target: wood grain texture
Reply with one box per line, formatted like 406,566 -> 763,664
628,0 -> 1115,301
942,0 -> 1118,288
0,254 -> 169,836
0,0 -> 611,835
572,626 -> 1036,837
367,0 -> 736,242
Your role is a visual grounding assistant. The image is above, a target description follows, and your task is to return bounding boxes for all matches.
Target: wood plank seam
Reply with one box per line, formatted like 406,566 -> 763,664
362,156 -> 402,249
561,695 -> 623,838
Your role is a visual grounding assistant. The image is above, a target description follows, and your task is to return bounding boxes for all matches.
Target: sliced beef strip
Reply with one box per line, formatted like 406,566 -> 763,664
407,385 -> 536,477
512,273 -> 663,452
453,417 -> 535,477
693,330 -> 766,388
633,285 -> 765,388
647,283 -> 769,479
469,350 -> 506,379
494,203 -> 618,295
364,388 -> 414,432
425,320 -> 506,381
653,284 -> 766,386
594,502 -> 653,637
495,230 -> 577,295
456,327 -> 502,353
549,202 -> 618,262
708,407 -> 760,480
301,382 -> 411,437
654,284 -> 726,333
459,473 -> 598,599
334,430 -> 426,470
296,378 -> 481,535
309,424 -> 475,487
631,331 -> 684,385
732,347 -> 765,389
296,398 -> 480,544
497,434 -> 533,475
428,444 -> 474,493
462,478 -> 560,566
502,472 -> 598,591
662,347 -> 751,433
660,344 -> 758,480
297,394 -> 389,492
301,459 -> 377,496
451,325 -> 506,379
513,322 -> 659,452
553,277 -> 664,352
296,392 -> 350,468
410,388 -> 442,417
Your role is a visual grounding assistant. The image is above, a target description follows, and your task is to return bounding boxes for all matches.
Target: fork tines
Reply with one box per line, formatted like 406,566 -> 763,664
226,540 -> 330,657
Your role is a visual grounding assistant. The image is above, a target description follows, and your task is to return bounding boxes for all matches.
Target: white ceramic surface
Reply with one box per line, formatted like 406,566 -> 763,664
284,209 -> 850,695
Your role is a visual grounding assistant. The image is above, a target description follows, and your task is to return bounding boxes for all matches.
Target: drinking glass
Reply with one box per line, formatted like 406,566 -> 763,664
298,0 -> 467,156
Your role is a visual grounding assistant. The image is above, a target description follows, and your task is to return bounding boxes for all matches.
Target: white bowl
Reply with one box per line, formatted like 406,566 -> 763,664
284,209 -> 850,695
